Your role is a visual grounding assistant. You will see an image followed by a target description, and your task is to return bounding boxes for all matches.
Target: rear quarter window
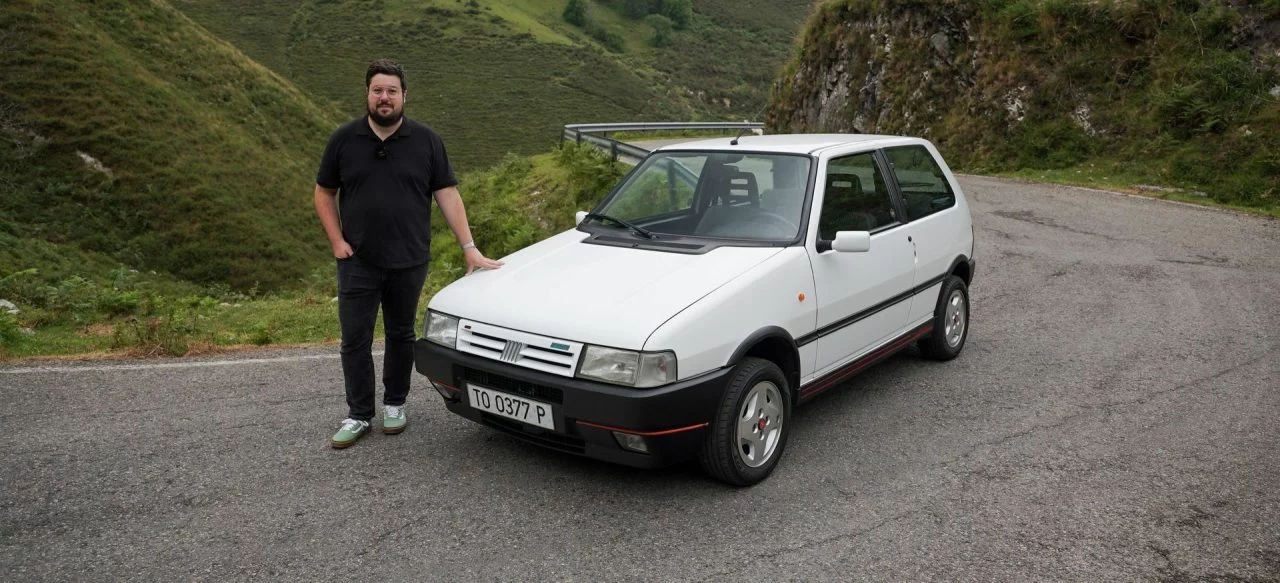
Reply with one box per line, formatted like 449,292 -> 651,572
885,146 -> 955,221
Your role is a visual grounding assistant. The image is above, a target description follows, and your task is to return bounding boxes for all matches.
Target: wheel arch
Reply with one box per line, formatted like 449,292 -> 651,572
728,327 -> 801,401
947,254 -> 973,286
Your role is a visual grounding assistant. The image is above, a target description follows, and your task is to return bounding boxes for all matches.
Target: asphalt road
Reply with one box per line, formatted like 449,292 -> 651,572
3,176 -> 1278,582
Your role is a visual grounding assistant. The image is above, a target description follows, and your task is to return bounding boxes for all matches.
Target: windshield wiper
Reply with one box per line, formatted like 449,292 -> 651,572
583,212 -> 655,239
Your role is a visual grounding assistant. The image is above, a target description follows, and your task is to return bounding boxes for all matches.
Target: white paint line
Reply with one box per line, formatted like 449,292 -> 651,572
0,351 -> 384,374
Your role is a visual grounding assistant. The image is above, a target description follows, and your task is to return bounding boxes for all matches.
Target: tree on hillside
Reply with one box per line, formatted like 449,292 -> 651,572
563,0 -> 587,26
586,22 -> 627,53
660,0 -> 692,30
646,14 -> 674,47
623,0 -> 653,19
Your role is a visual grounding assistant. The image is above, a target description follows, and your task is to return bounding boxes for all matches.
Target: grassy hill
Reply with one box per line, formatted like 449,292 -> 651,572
767,0 -> 1280,210
0,0 -> 344,294
0,144 -> 627,359
0,0 -> 812,358
173,0 -> 813,170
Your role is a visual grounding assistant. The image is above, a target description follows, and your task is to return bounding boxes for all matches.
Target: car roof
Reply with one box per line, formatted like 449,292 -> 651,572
653,133 -> 925,155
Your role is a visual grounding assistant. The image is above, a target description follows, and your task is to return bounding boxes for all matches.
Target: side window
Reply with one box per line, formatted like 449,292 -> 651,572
818,152 -> 897,239
610,157 -> 698,221
885,146 -> 955,220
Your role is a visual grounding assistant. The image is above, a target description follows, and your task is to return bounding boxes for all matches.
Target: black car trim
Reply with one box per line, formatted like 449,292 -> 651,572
947,255 -> 975,284
798,321 -> 934,403
416,339 -> 732,468
728,326 -> 798,363
795,273 -> 947,347
481,413 -> 587,454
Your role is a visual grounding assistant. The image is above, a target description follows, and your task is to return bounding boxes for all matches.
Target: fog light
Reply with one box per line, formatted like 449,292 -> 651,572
431,379 -> 459,401
612,431 -> 649,454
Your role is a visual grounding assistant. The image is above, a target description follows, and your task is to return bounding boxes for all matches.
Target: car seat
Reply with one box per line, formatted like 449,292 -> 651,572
822,173 -> 878,232
695,168 -> 765,237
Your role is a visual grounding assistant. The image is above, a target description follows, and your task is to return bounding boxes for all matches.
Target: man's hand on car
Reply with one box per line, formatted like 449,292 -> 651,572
464,247 -> 504,274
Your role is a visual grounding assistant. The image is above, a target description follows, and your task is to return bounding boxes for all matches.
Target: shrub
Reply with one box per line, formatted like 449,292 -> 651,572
248,320 -> 278,346
585,22 -> 627,53
660,0 -> 692,30
647,14 -> 674,47
1012,119 -> 1093,169
97,289 -> 141,317
562,0 -> 587,26
111,310 -> 201,357
0,310 -> 23,353
623,0 -> 653,19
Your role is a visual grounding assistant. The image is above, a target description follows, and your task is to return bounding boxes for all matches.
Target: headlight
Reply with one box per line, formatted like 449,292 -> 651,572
578,346 -> 677,388
424,311 -> 459,348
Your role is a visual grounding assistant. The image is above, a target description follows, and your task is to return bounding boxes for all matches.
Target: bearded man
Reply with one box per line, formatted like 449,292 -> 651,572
313,59 -> 502,448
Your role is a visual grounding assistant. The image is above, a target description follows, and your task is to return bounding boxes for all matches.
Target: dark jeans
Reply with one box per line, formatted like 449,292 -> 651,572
336,256 -> 428,421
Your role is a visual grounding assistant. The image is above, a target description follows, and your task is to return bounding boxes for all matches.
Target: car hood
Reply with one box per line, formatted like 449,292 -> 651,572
428,230 -> 784,349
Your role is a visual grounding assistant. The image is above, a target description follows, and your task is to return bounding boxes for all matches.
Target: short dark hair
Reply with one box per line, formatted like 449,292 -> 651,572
365,59 -> 406,91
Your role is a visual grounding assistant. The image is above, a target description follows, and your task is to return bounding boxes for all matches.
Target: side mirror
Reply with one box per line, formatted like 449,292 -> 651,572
831,231 -> 871,253
575,210 -> 588,225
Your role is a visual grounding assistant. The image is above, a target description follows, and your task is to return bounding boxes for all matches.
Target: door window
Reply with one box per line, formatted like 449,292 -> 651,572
818,152 -> 897,239
885,146 -> 955,220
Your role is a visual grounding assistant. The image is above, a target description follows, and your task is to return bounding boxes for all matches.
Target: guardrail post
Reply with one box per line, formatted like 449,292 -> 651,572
610,141 -> 618,161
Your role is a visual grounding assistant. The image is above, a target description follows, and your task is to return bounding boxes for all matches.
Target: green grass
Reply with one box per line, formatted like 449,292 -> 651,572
173,0 -> 812,171
174,0 -> 689,171
0,0 -> 343,293
1,296 -> 343,360
0,0 -> 807,359
992,165 -> 1280,220
652,0 -> 813,114
1,144 -> 626,360
769,0 -> 1280,212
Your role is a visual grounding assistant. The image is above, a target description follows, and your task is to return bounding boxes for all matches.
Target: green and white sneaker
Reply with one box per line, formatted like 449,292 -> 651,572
383,405 -> 407,435
331,418 -> 370,448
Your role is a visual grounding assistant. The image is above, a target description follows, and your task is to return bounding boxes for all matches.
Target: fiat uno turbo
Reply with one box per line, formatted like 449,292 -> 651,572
414,134 -> 975,486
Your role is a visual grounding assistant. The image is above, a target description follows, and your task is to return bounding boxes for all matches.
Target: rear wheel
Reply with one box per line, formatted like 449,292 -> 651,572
698,357 -> 792,486
918,275 -> 969,361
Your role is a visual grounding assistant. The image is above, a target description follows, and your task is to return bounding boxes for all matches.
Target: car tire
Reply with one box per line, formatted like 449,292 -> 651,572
918,275 -> 970,361
698,357 -> 792,486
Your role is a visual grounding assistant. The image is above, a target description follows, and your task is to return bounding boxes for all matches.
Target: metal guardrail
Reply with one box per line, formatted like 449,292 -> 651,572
562,122 -> 765,165
564,131 -> 652,165
565,122 -> 765,133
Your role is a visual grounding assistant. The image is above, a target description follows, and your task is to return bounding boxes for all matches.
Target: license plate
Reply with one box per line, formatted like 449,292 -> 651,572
466,384 -> 555,431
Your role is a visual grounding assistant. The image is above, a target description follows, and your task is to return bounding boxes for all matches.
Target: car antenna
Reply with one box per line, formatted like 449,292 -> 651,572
730,106 -> 768,145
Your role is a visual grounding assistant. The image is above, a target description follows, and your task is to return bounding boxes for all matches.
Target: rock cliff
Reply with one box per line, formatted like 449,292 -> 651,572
766,0 -> 1280,206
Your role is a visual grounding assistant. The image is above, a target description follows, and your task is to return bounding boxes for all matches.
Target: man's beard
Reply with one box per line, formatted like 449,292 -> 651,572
368,104 -> 403,127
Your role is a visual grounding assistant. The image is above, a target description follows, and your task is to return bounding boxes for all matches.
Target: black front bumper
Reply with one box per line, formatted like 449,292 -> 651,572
414,339 -> 731,468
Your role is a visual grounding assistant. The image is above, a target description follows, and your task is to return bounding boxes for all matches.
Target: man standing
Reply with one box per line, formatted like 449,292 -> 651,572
314,59 -> 502,448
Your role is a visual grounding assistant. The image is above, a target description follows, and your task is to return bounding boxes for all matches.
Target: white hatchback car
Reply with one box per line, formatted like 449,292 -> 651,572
415,134 -> 975,485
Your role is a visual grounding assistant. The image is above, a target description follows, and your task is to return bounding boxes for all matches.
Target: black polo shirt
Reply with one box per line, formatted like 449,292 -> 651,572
316,116 -> 457,269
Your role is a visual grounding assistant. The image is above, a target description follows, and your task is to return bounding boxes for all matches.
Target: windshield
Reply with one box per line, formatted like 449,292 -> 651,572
594,151 -> 811,241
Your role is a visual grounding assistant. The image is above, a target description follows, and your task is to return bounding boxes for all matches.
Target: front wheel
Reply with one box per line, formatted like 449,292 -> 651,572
917,275 -> 970,361
698,357 -> 792,486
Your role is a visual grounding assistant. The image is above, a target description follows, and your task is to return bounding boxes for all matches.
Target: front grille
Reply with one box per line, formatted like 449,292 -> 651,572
480,413 -> 586,454
462,367 -> 564,404
456,319 -> 582,377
